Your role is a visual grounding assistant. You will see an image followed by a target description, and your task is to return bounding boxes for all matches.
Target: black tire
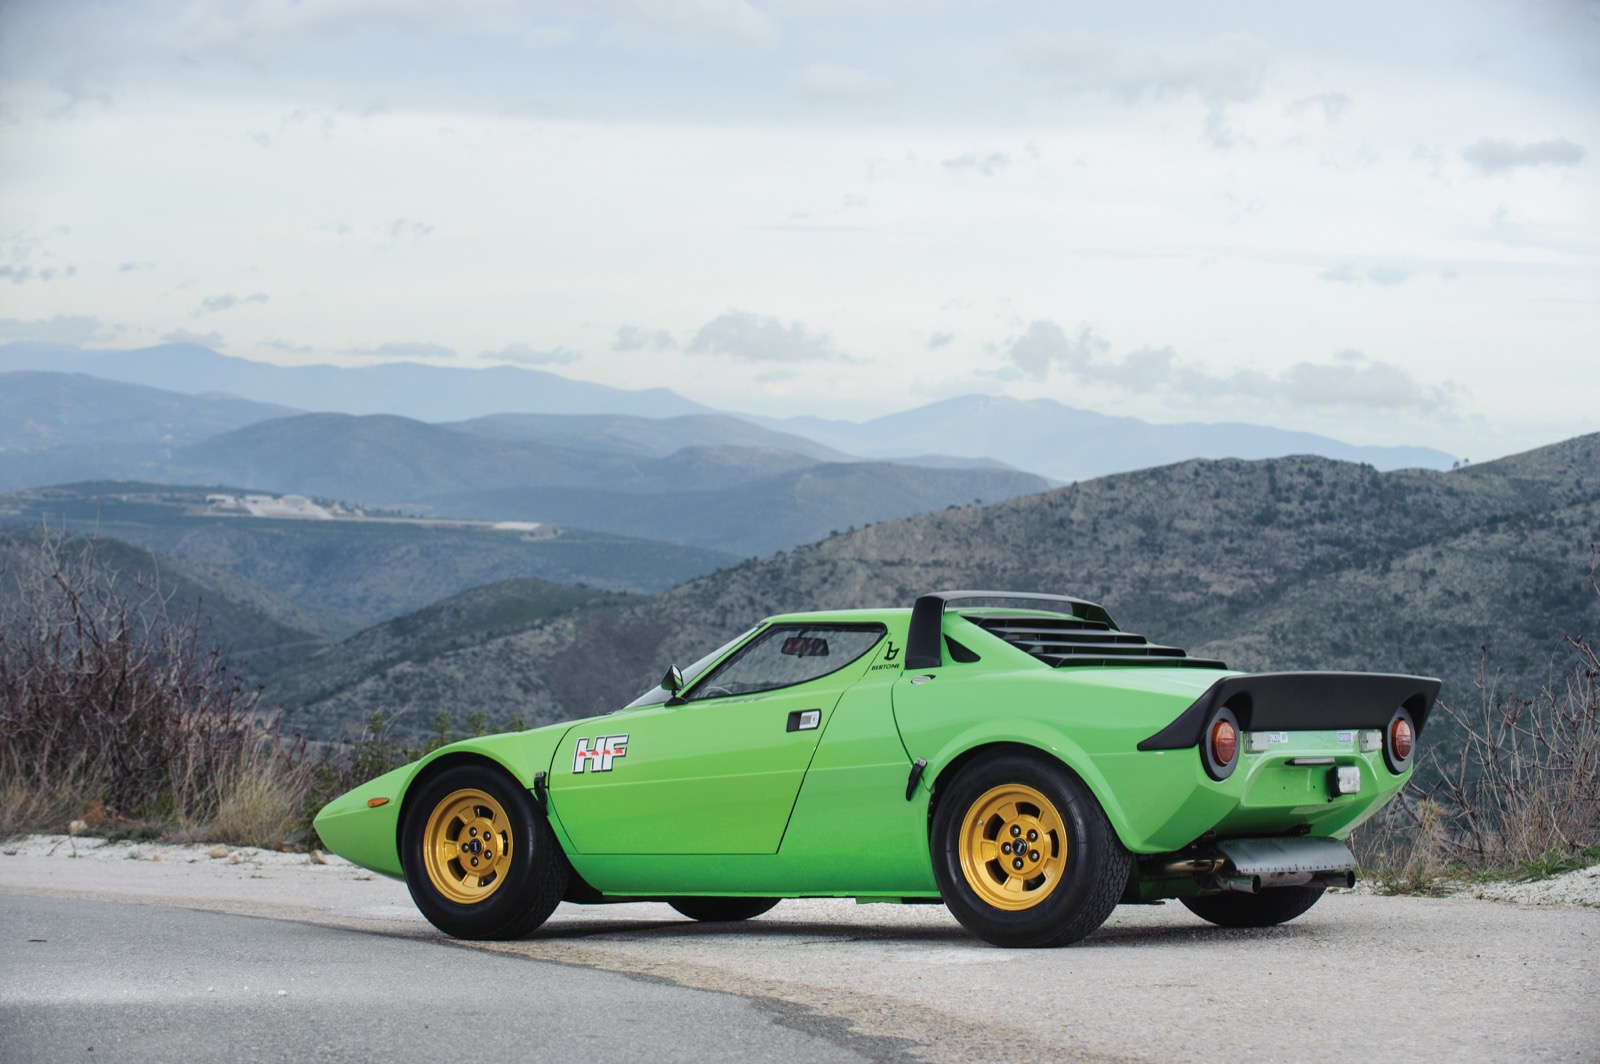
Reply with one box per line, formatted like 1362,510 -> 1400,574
401,762 -> 569,940
931,750 -> 1130,948
1179,885 -> 1326,928
667,897 -> 780,922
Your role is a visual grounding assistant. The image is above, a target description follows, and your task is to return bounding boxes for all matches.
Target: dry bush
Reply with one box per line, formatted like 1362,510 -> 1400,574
1431,634 -> 1600,866
1357,547 -> 1600,886
0,531 -> 310,843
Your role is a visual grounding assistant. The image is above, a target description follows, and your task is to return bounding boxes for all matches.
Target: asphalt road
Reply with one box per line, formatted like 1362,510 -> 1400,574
2,844 -> 1598,1063
0,894 -> 889,1064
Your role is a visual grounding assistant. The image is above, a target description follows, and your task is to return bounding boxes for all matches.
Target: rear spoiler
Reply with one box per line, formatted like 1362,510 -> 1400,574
1137,672 -> 1441,751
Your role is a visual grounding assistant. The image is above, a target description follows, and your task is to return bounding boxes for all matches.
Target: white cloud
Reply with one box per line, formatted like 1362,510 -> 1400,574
484,342 -> 580,365
1013,30 -> 1271,148
197,292 -> 270,314
345,340 -> 457,360
162,328 -> 226,348
942,151 -> 1010,176
1000,320 -> 1456,417
1461,137 -> 1586,174
1004,320 -> 1111,381
686,310 -> 854,363
611,326 -> 677,352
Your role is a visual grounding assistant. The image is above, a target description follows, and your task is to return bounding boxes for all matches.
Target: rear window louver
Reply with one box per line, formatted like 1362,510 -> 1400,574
965,614 -> 1227,670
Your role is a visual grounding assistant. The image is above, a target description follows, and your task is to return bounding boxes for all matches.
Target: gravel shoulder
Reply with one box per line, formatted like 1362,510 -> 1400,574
4,835 -> 1598,1063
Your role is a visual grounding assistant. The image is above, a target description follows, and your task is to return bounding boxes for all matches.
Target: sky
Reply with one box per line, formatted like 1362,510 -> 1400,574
1,0 -> 1596,460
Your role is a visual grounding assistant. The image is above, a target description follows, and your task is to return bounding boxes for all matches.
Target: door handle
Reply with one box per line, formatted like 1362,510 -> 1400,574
786,709 -> 821,732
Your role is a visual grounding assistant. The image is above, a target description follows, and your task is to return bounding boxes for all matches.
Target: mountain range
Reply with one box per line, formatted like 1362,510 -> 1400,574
262,432 -> 1600,746
1,342 -> 1456,485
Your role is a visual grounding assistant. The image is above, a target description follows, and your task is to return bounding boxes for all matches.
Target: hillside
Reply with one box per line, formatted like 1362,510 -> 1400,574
0,483 -> 734,627
173,413 -> 1050,556
271,433 -> 1600,740
0,529 -> 329,682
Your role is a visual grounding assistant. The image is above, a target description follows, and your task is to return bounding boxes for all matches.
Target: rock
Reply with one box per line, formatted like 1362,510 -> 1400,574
227,852 -> 242,865
207,845 -> 230,859
309,850 -> 328,866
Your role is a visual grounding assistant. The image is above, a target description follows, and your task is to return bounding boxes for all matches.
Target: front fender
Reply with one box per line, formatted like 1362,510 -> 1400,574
312,724 -> 584,879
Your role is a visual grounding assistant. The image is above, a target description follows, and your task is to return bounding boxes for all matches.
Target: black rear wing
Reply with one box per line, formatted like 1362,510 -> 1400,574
1138,672 -> 1442,751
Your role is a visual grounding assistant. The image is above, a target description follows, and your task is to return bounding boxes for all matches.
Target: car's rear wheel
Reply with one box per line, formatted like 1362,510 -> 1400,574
667,897 -> 780,922
931,750 -> 1129,948
401,762 -> 568,940
1179,885 -> 1326,928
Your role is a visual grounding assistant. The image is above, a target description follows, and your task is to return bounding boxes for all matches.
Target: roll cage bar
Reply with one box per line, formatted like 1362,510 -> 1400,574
904,590 -> 1118,670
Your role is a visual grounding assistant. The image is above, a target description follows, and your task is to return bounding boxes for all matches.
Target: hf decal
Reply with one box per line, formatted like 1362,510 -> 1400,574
572,735 -> 629,773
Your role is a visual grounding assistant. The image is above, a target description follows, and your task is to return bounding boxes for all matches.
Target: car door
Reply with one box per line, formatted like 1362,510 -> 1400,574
552,623 -> 886,855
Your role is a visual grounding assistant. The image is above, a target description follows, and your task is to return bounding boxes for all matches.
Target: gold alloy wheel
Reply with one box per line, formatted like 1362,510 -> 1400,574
421,788 -> 514,905
957,783 -> 1067,910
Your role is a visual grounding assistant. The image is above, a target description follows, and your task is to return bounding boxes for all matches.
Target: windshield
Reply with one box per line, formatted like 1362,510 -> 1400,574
622,626 -> 760,708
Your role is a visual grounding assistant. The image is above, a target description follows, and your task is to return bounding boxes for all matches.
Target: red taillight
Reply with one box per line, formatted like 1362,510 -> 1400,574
1390,717 -> 1413,761
1210,719 -> 1239,767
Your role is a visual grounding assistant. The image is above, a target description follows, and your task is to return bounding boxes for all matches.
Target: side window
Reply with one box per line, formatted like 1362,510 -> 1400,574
687,624 -> 885,701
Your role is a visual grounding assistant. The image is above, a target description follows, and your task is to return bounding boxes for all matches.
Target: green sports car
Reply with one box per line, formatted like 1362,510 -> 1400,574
314,590 -> 1437,948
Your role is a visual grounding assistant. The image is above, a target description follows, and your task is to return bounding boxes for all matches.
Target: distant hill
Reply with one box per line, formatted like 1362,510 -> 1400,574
270,433 -> 1600,741
761,394 -> 1457,482
0,371 -> 298,492
0,483 -> 735,628
264,578 -> 625,738
0,342 -> 711,421
0,528 -> 330,682
445,412 -> 854,463
170,413 -> 1052,556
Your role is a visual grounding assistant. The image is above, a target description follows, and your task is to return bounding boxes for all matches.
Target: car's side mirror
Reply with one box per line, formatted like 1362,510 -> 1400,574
663,664 -> 686,706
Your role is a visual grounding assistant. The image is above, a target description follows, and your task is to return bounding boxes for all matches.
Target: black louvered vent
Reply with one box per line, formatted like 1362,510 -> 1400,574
965,614 -> 1227,670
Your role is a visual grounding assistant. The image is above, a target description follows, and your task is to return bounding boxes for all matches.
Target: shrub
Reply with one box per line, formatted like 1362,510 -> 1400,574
0,531 -> 303,845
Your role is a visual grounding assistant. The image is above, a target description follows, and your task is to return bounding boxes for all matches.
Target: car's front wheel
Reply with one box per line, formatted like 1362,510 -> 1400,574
1179,885 -> 1326,928
667,897 -> 780,922
401,762 -> 569,940
931,750 -> 1129,948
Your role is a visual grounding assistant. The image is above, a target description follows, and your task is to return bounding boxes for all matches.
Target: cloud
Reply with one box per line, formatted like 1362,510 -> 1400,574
118,261 -> 154,272
1287,92 -> 1352,124
197,292 -> 269,314
161,328 -> 226,348
1318,264 -> 1414,286
1013,31 -> 1270,149
1,263 -> 76,284
794,62 -> 893,104
686,310 -> 854,363
611,326 -> 677,352
1271,350 -> 1455,412
1004,320 -> 1111,381
926,331 -> 954,350
942,152 -> 1011,176
1461,137 -> 1586,174
0,314 -> 109,344
999,319 -> 1455,416
344,340 -> 457,360
388,218 -> 433,239
262,338 -> 313,355
484,342 -> 580,365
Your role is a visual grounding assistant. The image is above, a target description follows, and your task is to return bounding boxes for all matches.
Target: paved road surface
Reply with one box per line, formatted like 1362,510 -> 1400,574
1,895 -> 888,1063
1,843 -> 1597,1062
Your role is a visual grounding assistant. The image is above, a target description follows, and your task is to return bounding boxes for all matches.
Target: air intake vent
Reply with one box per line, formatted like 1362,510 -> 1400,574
965,614 -> 1227,670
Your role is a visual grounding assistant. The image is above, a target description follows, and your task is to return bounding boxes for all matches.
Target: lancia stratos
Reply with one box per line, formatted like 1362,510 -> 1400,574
314,590 -> 1437,947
